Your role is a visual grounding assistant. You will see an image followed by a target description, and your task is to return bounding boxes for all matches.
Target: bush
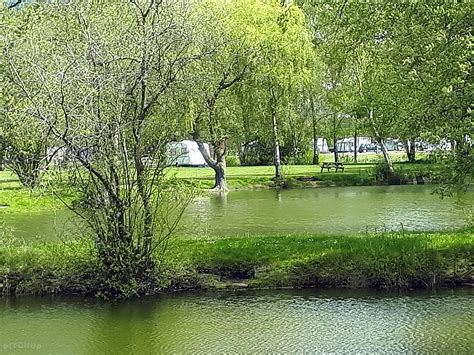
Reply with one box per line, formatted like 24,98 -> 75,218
431,146 -> 473,197
225,155 -> 241,167
371,162 -> 406,184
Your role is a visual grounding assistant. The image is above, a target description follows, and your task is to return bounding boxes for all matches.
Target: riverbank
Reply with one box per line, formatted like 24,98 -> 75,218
1,229 -> 472,297
0,161 -> 436,196
171,162 -> 435,190
0,163 -> 435,217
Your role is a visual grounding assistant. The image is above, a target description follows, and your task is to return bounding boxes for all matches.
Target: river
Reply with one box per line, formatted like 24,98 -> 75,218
1,288 -> 473,353
2,185 -> 472,241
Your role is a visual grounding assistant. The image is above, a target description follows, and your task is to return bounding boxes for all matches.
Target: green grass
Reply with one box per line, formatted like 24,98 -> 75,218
0,238 -> 99,295
163,229 -> 473,289
167,161 -> 435,189
1,229 -> 472,296
0,155 -> 437,193
0,170 -> 21,189
0,160 -> 439,214
0,188 -> 74,213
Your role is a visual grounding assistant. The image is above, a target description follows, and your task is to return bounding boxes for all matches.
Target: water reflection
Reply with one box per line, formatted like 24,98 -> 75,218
210,191 -> 228,207
182,185 -> 472,236
275,189 -> 282,202
2,185 -> 473,241
0,289 -> 473,353
86,299 -> 162,354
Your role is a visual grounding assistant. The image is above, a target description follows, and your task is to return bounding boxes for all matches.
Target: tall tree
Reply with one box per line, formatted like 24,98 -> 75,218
188,0 -> 262,191
253,2 -> 314,178
188,0 -> 313,186
300,0 -> 472,181
3,0 -> 198,297
1,2 -> 55,188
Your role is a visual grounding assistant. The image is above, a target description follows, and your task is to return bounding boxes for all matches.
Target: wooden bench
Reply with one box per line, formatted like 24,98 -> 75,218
320,162 -> 345,173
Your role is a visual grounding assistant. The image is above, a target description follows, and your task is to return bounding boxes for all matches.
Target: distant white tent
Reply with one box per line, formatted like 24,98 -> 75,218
167,140 -> 210,167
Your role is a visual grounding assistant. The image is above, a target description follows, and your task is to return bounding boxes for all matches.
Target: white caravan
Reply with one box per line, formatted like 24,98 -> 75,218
336,137 -> 372,152
312,138 -> 329,153
167,140 -> 210,167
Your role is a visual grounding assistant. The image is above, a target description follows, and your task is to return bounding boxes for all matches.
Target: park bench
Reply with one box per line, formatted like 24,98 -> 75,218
320,162 -> 345,173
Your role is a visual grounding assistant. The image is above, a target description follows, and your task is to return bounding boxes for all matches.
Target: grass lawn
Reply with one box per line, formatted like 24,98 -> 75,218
167,160 -> 435,189
164,229 -> 473,289
1,229 -> 472,296
167,164 -> 373,189
170,164 -> 373,179
0,154 -> 437,210
0,151 -> 432,186
0,170 -> 20,189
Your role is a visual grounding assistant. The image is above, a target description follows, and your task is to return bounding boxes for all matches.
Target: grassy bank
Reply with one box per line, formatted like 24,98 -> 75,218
1,229 -> 472,296
168,161 -> 436,190
0,162 -> 435,214
0,159 -> 436,195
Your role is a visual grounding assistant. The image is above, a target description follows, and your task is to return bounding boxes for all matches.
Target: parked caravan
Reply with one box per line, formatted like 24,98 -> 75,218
312,138 -> 329,153
336,138 -> 355,152
336,137 -> 372,153
167,140 -> 210,167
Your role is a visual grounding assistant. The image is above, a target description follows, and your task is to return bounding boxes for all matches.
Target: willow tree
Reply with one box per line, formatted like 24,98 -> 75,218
187,0 -> 278,191
187,0 -> 313,189
244,2 -> 314,179
300,0 -> 472,182
3,0 -> 198,297
187,0 -> 258,191
300,1 -> 403,173
386,2 -> 473,192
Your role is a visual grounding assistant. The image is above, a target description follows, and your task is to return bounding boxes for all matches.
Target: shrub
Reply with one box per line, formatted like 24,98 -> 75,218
225,155 -> 241,167
371,162 -> 406,184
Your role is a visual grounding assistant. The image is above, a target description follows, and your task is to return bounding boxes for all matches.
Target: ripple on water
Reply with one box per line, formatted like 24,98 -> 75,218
0,290 -> 473,353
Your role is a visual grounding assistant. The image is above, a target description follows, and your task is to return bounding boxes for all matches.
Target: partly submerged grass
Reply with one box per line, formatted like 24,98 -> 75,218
0,188 -> 74,213
1,229 -> 472,296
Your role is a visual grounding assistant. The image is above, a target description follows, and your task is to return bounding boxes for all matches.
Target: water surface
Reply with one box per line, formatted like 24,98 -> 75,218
180,185 -> 472,236
1,288 -> 473,353
1,185 -> 472,241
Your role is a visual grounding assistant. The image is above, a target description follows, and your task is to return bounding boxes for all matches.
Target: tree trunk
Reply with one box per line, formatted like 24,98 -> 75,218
312,116 -> 319,165
239,142 -> 248,166
450,139 -> 457,151
192,93 -> 230,192
0,140 -> 4,171
11,153 -> 42,190
405,139 -> 416,162
378,138 -> 394,174
271,107 -> 282,179
333,132 -> 339,163
353,129 -> 358,163
370,109 -> 394,174
310,96 -> 319,165
404,141 -> 410,160
213,159 -> 228,191
312,139 -> 319,165
194,138 -> 228,192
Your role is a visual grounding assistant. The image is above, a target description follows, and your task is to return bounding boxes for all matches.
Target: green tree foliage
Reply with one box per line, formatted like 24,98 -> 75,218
1,3 -> 53,188
187,0 -> 315,185
299,1 -> 472,184
2,0 -> 197,297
